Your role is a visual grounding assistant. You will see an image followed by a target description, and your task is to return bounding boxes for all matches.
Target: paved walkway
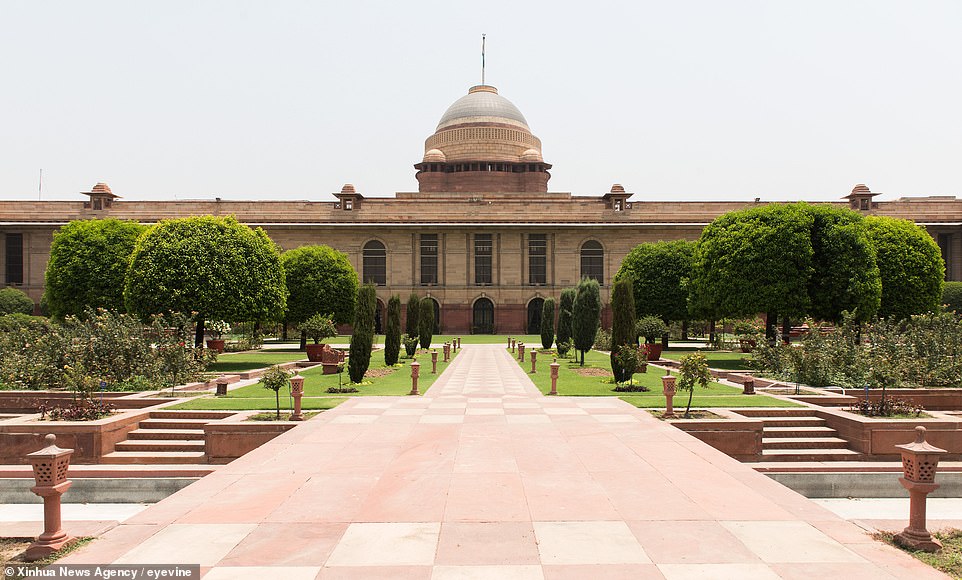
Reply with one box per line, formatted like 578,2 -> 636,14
62,345 -> 948,579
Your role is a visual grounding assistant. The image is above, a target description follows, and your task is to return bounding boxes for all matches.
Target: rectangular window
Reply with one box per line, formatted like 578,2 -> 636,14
5,233 -> 23,285
528,234 -> 547,285
420,234 -> 438,285
939,233 -> 954,281
474,234 -> 492,285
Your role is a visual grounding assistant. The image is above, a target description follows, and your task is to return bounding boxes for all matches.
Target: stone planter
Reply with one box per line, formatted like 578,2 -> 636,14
206,339 -> 226,353
305,343 -> 325,362
644,343 -> 663,361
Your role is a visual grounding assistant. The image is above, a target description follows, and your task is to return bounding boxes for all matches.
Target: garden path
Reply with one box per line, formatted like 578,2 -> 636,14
61,345 -> 948,579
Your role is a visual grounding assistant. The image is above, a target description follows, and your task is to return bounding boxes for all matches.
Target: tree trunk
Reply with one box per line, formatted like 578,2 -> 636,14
708,320 -> 716,345
580,349 -> 585,366
765,312 -> 776,345
194,318 -> 205,349
300,329 -> 308,350
282,322 -> 288,341
661,332 -> 669,349
685,387 -> 695,418
681,320 -> 689,341
781,315 -> 791,344
275,390 -> 280,420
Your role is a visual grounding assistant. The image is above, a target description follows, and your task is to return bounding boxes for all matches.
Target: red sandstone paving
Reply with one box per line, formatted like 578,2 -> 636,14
59,345 -> 949,579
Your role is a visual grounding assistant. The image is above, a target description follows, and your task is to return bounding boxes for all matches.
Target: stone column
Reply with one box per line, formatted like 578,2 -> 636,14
431,350 -> 438,374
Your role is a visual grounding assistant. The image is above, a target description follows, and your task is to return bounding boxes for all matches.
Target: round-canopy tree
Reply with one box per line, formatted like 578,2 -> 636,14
281,245 -> 358,348
0,287 -> 34,315
44,219 -> 146,318
865,216 -> 944,320
615,240 -> 694,328
124,216 -> 287,347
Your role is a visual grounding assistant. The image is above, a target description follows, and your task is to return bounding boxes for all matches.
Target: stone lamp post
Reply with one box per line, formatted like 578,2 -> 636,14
661,372 -> 677,418
431,350 -> 438,374
24,434 -> 75,561
894,426 -> 947,552
530,349 -> 537,373
443,342 -> 450,362
518,343 -> 525,362
289,374 -> 305,421
410,359 -> 421,396
550,358 -> 560,395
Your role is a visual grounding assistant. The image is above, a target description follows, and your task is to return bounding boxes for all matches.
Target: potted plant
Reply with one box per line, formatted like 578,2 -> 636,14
403,333 -> 420,357
206,320 -> 231,353
298,314 -> 337,362
636,316 -> 668,361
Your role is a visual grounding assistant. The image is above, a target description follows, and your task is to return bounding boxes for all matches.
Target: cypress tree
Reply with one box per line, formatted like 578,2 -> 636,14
418,299 -> 435,350
348,285 -> 377,383
572,278 -> 601,366
557,288 -> 576,353
609,278 -> 637,382
406,293 -> 420,337
540,297 -> 555,349
384,294 -> 401,366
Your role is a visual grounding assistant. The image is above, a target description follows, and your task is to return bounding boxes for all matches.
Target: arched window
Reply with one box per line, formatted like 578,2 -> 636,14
472,298 -> 495,334
527,298 -> 544,334
580,240 -> 604,283
363,241 -> 386,286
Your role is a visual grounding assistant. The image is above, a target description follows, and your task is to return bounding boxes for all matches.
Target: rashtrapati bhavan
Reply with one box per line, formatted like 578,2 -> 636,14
1,84 -> 961,333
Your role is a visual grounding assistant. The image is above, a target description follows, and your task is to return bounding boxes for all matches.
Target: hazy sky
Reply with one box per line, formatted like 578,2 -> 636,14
2,1 -> 960,203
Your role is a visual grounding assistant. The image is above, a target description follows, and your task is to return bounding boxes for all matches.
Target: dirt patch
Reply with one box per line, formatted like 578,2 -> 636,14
572,367 -> 611,377
1,538 -> 30,565
364,368 -> 396,379
649,409 -> 725,420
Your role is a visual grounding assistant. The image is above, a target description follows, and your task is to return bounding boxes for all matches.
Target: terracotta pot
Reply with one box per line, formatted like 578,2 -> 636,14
206,339 -> 226,353
305,343 -> 325,362
644,343 -> 663,361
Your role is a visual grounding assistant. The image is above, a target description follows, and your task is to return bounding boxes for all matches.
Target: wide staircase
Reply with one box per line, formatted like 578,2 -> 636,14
749,409 -> 862,462
101,410 -> 238,464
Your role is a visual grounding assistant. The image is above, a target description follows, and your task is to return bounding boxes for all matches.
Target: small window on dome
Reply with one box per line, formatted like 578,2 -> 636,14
614,200 -> 623,211
344,200 -> 353,211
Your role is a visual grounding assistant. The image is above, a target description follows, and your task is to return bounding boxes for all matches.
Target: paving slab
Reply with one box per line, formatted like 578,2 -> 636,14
58,345 -> 949,578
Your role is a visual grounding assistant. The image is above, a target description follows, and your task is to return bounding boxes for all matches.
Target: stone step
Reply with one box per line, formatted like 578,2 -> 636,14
100,451 -> 207,465
759,417 -> 826,428
114,440 -> 206,453
127,428 -> 205,441
139,418 -> 215,430
762,426 -> 838,438
760,448 -> 862,462
762,437 -> 850,450
148,410 -> 236,420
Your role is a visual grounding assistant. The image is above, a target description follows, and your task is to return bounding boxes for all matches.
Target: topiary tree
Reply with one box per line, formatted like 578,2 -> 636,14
677,352 -> 713,418
406,293 -> 420,337
615,240 -> 694,344
281,245 -> 358,349
806,205 -> 881,324
384,295 -> 402,365
572,278 -> 601,366
864,216 -> 945,320
557,288 -> 576,356
944,282 -> 962,314
636,316 -> 668,345
540,297 -> 555,350
0,287 -> 35,316
261,365 -> 291,420
348,285 -> 377,383
609,278 -> 637,383
689,204 -> 814,341
44,218 -> 146,319
124,216 -> 287,347
418,298 -> 435,350
298,314 -> 336,344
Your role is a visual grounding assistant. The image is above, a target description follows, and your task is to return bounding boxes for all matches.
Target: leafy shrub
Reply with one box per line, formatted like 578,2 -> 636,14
206,320 -> 231,340
612,344 -> 643,387
849,396 -> 924,418
384,295 -> 402,366
0,287 -> 34,315
556,340 -> 572,358
944,282 -> 962,314
593,328 -> 612,351
348,285 -> 377,384
38,398 -> 114,421
636,316 -> 668,345
403,334 -> 419,357
677,352 -> 713,417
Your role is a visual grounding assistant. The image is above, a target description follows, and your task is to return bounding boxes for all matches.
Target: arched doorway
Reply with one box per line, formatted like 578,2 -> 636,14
527,298 -> 544,334
472,298 -> 495,334
374,299 -> 385,334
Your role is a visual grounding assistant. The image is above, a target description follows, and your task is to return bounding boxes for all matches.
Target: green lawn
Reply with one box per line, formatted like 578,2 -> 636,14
513,347 -> 799,407
170,348 -> 458,410
208,349 -> 308,373
661,349 -> 754,370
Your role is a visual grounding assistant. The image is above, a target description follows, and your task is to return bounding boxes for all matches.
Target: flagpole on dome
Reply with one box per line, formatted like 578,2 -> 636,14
481,33 -> 486,86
